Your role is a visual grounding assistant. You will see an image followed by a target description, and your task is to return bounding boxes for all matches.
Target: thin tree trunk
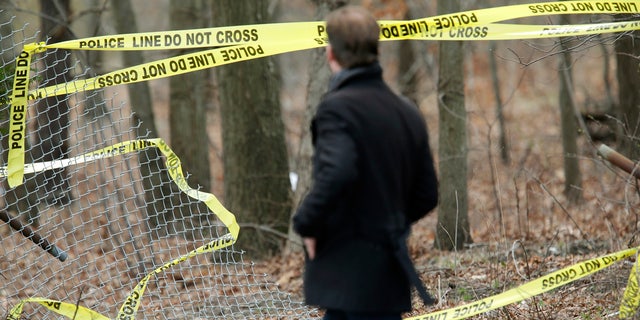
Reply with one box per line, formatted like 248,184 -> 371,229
78,0 -> 109,120
598,36 -> 615,112
489,41 -> 509,164
169,0 -> 210,192
287,0 -> 347,254
435,0 -> 471,251
558,33 -> 583,203
397,6 -> 419,103
111,0 -> 175,238
169,0 -> 211,239
35,0 -> 73,208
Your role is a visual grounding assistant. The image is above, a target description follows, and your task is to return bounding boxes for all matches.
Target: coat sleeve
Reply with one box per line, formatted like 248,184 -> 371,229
293,107 -> 358,238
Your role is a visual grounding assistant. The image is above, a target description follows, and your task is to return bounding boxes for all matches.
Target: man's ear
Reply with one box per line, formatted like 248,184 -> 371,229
326,45 -> 342,73
326,44 -> 335,62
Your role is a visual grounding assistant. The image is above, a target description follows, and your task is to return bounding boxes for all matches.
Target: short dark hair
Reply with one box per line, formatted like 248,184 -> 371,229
326,6 -> 379,69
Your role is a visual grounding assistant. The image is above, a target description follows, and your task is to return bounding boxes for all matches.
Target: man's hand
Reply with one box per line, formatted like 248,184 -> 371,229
303,237 -> 317,260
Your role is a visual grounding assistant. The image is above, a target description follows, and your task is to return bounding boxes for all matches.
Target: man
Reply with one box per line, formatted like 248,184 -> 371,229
292,5 -> 439,320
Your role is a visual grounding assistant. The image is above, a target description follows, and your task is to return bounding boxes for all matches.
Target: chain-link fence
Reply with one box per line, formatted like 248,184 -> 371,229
0,10 -> 319,320
4,1 -> 640,319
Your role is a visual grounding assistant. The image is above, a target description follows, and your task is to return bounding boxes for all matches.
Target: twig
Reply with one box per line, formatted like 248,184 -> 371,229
510,240 -> 528,281
531,175 -> 590,242
239,223 -> 303,246
486,121 -> 506,239
72,286 -> 85,320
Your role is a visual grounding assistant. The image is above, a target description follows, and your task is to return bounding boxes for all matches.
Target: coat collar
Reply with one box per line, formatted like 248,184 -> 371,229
327,62 -> 382,92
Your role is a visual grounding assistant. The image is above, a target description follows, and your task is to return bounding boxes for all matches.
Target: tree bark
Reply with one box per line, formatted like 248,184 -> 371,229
489,41 -> 509,164
287,0 -> 347,253
169,0 -> 210,192
558,31 -> 582,204
169,0 -> 212,239
397,6 -> 418,103
434,0 -> 471,251
213,0 -> 292,258
111,0 -> 176,238
615,28 -> 640,161
35,0 -> 73,207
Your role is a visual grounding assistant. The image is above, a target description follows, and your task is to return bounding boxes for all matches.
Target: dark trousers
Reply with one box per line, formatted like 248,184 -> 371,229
323,309 -> 402,320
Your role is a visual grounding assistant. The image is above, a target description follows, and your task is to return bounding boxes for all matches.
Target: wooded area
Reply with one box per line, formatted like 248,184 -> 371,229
1,0 -> 640,319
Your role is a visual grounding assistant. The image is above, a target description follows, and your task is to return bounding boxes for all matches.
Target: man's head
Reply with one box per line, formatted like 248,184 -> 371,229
325,6 -> 379,70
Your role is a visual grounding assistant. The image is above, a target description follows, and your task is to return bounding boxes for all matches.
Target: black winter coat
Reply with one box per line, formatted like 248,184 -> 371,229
293,62 -> 438,313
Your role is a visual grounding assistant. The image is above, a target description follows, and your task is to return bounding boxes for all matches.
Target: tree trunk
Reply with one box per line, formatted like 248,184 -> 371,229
434,0 -> 471,251
286,0 -> 347,254
558,32 -> 582,203
397,5 -> 418,103
169,0 -> 211,239
77,0 -> 109,120
489,41 -> 509,164
213,0 -> 292,259
35,0 -> 73,207
111,0 -> 176,238
169,0 -> 210,192
615,28 -> 640,161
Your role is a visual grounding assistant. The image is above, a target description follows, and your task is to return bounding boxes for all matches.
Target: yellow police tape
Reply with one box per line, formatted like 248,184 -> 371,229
4,0 -> 640,319
116,233 -> 236,320
27,0 -> 640,51
7,234 -> 235,320
5,0 -> 640,187
6,44 -> 37,193
24,19 -> 640,97
3,0 -> 639,103
620,257 -> 640,319
5,1 -> 640,187
3,139 -> 238,320
7,297 -> 110,320
7,244 -> 639,319
406,247 -> 638,320
0,138 -> 239,240
7,232 -> 234,320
